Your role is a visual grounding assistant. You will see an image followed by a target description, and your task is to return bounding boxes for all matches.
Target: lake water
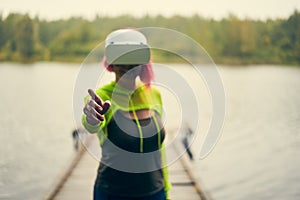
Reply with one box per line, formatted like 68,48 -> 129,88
193,65 -> 300,200
0,62 -> 300,200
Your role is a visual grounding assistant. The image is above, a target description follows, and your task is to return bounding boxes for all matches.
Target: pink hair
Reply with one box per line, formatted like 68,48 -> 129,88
102,56 -> 154,85
103,57 -> 114,72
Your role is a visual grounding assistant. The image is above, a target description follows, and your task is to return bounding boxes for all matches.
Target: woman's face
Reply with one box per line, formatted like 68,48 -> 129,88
112,65 -> 141,79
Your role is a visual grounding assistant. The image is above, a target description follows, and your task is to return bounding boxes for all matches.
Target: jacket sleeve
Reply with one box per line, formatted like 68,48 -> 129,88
82,114 -> 100,133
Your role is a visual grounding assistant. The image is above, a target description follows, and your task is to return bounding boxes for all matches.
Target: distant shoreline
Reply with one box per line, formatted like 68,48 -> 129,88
0,61 -> 299,68
1,55 -> 300,67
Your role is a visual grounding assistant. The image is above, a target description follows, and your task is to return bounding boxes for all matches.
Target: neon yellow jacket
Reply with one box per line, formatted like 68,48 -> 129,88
82,81 -> 172,199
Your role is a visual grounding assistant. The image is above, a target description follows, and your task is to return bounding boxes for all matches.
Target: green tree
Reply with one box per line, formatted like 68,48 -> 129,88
0,14 -> 5,48
221,15 -> 242,57
283,10 -> 300,63
15,15 -> 35,61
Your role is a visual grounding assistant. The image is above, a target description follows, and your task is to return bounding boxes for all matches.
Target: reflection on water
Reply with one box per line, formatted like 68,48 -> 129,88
0,63 -> 299,200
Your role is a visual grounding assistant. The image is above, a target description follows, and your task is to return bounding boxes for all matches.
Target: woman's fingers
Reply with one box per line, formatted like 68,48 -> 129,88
88,89 -> 103,106
83,106 -> 100,125
85,111 -> 100,124
86,114 -> 100,125
84,89 -> 111,125
83,104 -> 104,121
100,100 -> 111,115
88,99 -> 102,114
88,89 -> 111,115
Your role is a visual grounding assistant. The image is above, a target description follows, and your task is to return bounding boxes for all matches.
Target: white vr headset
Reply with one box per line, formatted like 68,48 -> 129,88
105,29 -> 150,65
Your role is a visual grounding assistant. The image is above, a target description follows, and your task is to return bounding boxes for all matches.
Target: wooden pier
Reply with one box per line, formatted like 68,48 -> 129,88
43,134 -> 211,200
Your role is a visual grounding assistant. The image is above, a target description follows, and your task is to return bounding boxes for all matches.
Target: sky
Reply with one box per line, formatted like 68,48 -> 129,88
0,0 -> 300,20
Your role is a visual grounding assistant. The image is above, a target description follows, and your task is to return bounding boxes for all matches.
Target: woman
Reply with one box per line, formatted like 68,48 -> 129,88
82,29 -> 171,200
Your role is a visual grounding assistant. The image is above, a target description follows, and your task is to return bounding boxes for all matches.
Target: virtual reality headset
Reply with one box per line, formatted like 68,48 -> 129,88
105,44 -> 150,65
105,29 -> 150,65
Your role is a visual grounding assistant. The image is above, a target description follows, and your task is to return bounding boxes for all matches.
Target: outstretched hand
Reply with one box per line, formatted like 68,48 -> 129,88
83,89 -> 111,125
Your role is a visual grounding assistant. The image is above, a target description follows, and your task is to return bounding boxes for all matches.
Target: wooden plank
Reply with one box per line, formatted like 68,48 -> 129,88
44,135 -> 208,200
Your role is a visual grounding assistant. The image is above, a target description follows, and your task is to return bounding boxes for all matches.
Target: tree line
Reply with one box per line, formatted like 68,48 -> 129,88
0,11 -> 299,65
